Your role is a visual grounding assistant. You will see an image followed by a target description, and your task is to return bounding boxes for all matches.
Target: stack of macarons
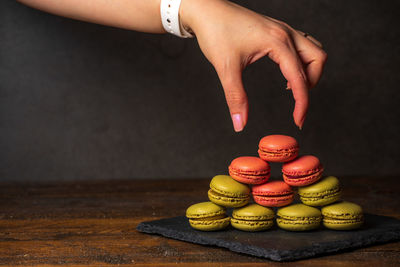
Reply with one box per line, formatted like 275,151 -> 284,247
186,134 -> 364,232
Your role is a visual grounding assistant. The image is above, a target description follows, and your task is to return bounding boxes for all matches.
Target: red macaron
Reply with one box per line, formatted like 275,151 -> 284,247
252,181 -> 294,207
228,156 -> 271,185
282,155 -> 324,186
258,135 -> 299,162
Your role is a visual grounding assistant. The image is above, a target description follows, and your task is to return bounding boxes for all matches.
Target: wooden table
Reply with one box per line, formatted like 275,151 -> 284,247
0,177 -> 399,266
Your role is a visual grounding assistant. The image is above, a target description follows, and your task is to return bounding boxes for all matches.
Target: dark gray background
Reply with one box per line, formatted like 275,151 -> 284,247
1,0 -> 399,181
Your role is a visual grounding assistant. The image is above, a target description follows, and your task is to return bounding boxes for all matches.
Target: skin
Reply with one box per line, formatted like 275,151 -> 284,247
17,0 -> 327,131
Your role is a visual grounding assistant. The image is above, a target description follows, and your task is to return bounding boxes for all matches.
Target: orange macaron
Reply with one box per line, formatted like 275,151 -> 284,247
282,155 -> 324,186
258,135 -> 299,162
229,156 -> 271,185
252,181 -> 294,207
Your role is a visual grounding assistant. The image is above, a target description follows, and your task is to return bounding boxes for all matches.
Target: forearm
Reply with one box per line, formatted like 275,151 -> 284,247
17,0 -> 165,33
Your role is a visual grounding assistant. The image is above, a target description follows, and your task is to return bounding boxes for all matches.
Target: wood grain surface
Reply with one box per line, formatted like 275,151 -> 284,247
0,177 -> 399,266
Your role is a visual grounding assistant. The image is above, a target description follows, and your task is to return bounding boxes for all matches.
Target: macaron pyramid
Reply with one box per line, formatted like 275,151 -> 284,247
186,134 -> 363,231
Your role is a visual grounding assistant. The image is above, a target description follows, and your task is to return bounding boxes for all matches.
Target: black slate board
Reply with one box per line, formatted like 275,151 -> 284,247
136,214 -> 400,261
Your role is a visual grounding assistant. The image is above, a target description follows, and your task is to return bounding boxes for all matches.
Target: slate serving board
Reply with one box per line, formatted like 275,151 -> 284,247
137,213 -> 400,261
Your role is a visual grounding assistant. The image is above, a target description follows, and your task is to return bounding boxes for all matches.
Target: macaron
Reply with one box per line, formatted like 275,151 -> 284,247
298,176 -> 342,206
186,202 -> 230,231
321,201 -> 364,230
282,155 -> 324,186
231,204 -> 275,232
208,175 -> 250,208
228,156 -> 271,185
252,181 -> 294,207
277,203 -> 322,231
258,135 -> 299,162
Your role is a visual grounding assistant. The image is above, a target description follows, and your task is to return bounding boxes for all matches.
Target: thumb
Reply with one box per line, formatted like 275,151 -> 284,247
215,63 -> 248,132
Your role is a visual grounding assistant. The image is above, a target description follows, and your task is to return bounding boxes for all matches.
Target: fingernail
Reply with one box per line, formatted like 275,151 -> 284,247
286,86 -> 292,90
232,113 -> 244,132
298,116 -> 306,130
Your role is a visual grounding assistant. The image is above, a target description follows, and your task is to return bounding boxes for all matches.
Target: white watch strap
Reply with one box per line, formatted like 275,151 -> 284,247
160,0 -> 194,38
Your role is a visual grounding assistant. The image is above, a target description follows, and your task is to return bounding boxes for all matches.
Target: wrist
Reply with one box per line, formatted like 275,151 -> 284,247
178,0 -> 196,35
179,0 -> 194,34
180,0 -> 228,35
180,0 -> 212,35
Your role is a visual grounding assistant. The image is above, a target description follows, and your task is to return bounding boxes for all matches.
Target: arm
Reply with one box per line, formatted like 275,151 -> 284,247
17,0 -> 165,33
17,0 -> 327,131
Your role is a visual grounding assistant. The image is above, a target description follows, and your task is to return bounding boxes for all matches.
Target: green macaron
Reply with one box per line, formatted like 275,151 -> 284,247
186,201 -> 230,231
231,204 -> 274,232
321,201 -> 364,230
208,175 -> 250,208
298,176 -> 342,206
277,203 -> 322,231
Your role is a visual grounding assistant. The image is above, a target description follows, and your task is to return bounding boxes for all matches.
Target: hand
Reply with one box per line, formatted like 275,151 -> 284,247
180,0 -> 327,131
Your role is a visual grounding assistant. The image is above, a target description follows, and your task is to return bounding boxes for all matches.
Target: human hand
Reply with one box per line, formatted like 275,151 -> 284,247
180,0 -> 327,131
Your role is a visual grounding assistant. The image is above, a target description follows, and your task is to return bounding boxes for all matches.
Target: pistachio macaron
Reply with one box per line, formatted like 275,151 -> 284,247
298,176 -> 342,206
186,202 -> 230,231
208,175 -> 250,207
322,201 -> 364,230
231,204 -> 275,232
277,203 -> 322,231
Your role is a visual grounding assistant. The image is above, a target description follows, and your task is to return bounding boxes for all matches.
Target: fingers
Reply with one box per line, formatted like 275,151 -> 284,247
292,30 -> 328,89
270,43 -> 309,129
268,18 -> 327,90
214,61 -> 248,132
296,30 -> 323,48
